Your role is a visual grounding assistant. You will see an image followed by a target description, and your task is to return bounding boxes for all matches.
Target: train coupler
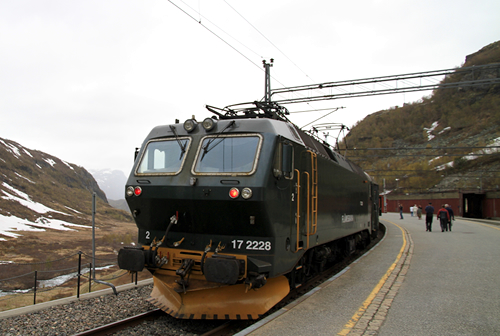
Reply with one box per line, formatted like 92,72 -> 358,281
175,258 -> 194,292
245,272 -> 267,291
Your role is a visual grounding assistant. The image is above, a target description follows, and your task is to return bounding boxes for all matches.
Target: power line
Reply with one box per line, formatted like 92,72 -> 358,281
348,153 -> 499,158
349,146 -> 500,151
170,0 -> 330,111
168,0 -> 262,71
223,0 -> 316,83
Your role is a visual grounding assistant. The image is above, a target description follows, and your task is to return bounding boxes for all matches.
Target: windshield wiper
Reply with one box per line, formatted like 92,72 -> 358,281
201,120 -> 235,161
169,125 -> 186,159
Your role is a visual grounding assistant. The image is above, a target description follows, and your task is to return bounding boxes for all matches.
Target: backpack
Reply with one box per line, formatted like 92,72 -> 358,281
439,210 -> 448,220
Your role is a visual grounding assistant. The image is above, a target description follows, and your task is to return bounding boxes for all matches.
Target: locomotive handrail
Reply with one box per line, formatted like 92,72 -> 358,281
310,151 -> 318,236
295,151 -> 319,251
294,168 -> 303,253
304,171 -> 311,249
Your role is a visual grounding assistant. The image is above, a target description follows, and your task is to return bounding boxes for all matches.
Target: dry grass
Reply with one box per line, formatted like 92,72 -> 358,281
0,268 -> 152,312
0,218 -> 152,312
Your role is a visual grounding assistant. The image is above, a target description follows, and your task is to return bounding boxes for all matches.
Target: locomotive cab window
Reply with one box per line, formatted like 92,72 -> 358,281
273,140 -> 294,179
136,138 -> 191,175
193,134 -> 262,175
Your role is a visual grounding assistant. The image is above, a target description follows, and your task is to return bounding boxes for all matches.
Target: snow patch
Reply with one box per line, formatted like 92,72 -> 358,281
0,213 -> 91,240
14,172 -> 36,184
423,121 -> 439,141
64,206 -> 82,214
428,156 -> 442,164
62,161 -> 75,170
1,182 -> 70,216
44,158 -> 57,167
438,126 -> 451,134
22,148 -> 33,157
432,137 -> 500,170
0,140 -> 22,158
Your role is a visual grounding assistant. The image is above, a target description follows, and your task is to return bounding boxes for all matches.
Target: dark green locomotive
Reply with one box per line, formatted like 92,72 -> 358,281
118,104 -> 379,319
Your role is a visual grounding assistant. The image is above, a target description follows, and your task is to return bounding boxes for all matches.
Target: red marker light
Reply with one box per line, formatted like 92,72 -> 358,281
134,186 -> 142,196
229,187 -> 239,199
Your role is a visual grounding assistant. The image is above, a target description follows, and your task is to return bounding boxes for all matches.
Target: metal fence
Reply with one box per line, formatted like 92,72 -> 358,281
0,251 -> 135,307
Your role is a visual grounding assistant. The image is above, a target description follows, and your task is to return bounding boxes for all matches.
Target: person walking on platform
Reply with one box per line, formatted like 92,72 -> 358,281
437,204 -> 450,232
417,204 -> 423,220
424,202 -> 434,231
445,204 -> 455,231
399,203 -> 404,219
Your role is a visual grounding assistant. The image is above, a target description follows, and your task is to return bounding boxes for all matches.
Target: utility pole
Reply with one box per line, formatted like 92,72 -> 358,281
92,193 -> 118,295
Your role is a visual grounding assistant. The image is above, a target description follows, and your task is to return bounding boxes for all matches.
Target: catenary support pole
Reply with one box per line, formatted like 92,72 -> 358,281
91,193 -> 118,295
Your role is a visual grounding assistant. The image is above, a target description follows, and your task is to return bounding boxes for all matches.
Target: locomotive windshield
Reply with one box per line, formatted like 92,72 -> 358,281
193,134 -> 262,175
136,138 -> 191,175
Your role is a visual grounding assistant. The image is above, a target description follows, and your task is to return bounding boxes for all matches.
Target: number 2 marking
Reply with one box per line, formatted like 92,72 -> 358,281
145,231 -> 150,240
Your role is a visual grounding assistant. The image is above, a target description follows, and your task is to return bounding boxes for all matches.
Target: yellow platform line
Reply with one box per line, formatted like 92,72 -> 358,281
337,220 -> 408,336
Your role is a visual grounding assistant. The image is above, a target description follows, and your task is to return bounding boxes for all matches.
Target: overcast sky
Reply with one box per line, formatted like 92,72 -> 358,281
1,0 -> 499,176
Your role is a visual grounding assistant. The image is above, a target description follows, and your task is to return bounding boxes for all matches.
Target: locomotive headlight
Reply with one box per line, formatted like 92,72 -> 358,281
202,117 -> 217,131
229,187 -> 239,199
126,186 -> 134,197
241,187 -> 253,199
183,119 -> 198,132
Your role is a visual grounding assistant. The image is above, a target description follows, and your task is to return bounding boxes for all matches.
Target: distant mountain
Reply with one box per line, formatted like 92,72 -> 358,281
341,40 -> 500,193
108,198 -> 130,212
0,137 -> 132,240
89,169 -> 127,201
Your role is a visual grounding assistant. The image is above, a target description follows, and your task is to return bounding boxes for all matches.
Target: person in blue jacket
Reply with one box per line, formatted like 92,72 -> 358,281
424,202 -> 435,231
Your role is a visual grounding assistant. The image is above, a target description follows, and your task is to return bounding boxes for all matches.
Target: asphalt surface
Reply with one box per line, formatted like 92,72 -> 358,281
238,213 -> 500,335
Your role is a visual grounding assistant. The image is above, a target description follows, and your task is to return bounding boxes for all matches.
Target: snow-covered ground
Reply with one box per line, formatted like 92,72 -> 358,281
0,182 -> 90,240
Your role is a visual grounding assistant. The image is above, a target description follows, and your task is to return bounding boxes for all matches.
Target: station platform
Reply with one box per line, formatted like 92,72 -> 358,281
236,213 -> 500,335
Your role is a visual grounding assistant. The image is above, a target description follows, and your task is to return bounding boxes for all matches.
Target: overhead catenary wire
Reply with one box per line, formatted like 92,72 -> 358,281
168,0 -> 347,127
169,1 -> 331,109
223,0 -> 316,83
168,0 -> 263,71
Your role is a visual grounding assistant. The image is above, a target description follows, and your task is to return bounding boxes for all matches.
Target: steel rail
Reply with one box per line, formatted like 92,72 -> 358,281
72,309 -> 164,336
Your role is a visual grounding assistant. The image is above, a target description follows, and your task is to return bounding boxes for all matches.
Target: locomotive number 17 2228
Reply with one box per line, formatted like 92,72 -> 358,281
231,240 -> 272,251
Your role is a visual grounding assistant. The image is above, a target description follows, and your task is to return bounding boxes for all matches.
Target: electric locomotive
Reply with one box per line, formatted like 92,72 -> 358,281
118,102 -> 379,319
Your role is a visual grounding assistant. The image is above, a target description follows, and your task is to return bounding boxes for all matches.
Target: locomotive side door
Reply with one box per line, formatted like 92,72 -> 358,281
293,149 -> 318,252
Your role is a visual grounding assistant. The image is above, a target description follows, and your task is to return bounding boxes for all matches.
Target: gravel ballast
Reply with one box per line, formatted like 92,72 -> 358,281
0,284 -> 225,336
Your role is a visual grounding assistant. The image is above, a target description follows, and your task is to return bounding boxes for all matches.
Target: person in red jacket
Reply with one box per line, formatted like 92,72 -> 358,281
437,204 -> 450,232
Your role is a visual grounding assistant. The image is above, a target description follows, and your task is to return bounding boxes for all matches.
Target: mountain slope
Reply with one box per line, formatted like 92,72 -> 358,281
0,137 -> 133,241
342,40 -> 500,193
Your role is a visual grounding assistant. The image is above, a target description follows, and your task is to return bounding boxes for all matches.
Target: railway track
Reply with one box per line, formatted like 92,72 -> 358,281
72,309 -> 164,336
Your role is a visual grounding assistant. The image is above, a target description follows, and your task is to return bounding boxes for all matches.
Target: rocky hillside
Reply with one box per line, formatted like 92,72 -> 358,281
342,40 -> 500,193
0,137 -> 132,241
